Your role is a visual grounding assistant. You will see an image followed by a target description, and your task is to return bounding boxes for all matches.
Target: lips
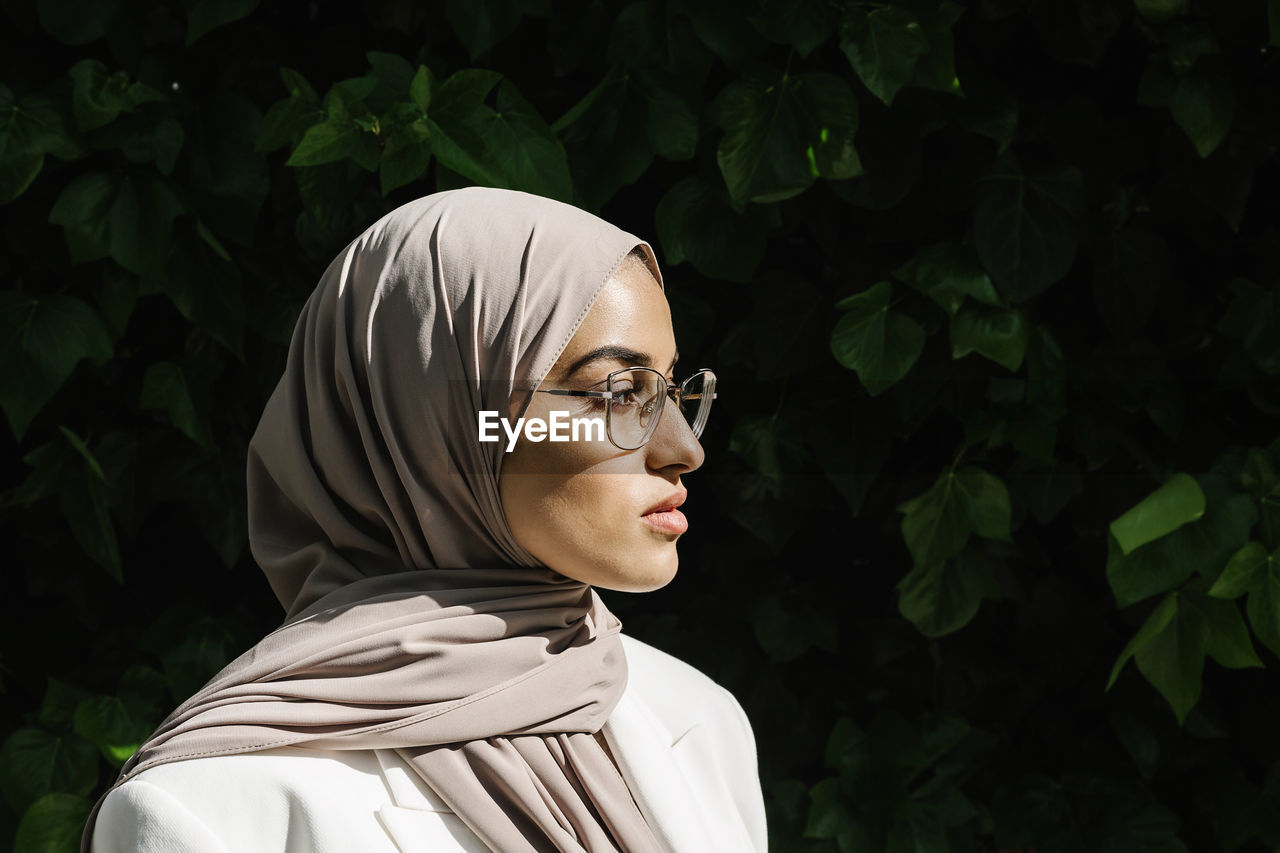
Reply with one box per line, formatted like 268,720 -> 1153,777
642,489 -> 689,535
642,489 -> 687,516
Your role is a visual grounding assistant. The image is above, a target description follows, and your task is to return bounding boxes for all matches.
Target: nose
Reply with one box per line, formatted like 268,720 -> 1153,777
644,397 -> 705,474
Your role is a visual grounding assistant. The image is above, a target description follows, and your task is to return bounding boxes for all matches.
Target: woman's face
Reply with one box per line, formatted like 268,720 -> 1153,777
498,257 -> 705,592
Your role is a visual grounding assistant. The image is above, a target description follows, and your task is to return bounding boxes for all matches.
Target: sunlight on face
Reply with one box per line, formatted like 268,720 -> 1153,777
498,254 -> 706,592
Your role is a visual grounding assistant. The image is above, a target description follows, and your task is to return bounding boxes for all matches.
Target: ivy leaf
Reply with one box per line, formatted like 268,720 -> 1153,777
654,175 -> 778,282
897,465 -> 1013,571
900,0 -> 965,95
73,696 -> 150,766
410,65 -> 432,113
1245,557 -> 1280,658
711,66 -> 861,205
0,85 -> 82,203
1168,66 -> 1234,158
829,281 -> 924,396
13,792 -> 93,853
894,240 -> 1003,316
67,59 -> 162,132
1208,542 -> 1269,599
1185,591 -> 1264,670
0,292 -> 112,441
0,728 -> 97,814
161,223 -> 247,360
1132,592 -> 1205,724
1110,472 -> 1206,556
444,0 -> 528,59
1215,279 -> 1280,375
258,68 -> 322,152
972,154 -> 1081,303
187,0 -> 260,45
949,304 -> 1028,371
379,109 -> 432,196
141,361 -> 214,449
896,548 -> 999,637
427,71 -> 573,201
838,5 -> 930,106
1107,473 -> 1257,608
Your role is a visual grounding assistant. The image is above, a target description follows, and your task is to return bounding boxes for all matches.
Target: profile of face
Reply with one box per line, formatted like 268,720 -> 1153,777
498,253 -> 706,592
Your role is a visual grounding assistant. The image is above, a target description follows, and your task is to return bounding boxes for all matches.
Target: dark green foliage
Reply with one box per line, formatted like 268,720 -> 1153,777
2,1 -> 1279,851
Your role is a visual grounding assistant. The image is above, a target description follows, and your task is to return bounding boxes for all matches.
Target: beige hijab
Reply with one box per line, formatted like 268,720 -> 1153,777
80,186 -> 670,853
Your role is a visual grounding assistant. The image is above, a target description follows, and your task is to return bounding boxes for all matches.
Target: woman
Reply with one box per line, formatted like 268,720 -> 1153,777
83,186 -> 768,853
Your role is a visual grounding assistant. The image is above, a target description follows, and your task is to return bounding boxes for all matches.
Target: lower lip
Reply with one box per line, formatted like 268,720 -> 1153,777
642,508 -> 688,535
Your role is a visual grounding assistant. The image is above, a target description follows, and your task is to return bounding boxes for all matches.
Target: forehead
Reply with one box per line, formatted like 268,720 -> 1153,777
550,261 -> 673,375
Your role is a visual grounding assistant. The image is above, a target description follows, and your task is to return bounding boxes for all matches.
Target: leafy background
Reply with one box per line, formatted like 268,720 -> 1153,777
2,0 -> 1279,850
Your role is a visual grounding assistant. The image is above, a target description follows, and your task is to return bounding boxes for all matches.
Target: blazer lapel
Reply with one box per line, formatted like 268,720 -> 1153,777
601,690 -> 742,853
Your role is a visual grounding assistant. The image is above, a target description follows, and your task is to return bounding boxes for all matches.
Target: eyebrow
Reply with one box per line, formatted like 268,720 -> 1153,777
563,345 -> 679,378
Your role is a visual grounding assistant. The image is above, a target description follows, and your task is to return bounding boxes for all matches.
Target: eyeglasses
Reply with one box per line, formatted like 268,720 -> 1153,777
536,367 -> 717,450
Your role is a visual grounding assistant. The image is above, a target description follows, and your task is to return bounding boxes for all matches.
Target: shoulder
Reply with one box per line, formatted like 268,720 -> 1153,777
92,748 -> 412,853
620,632 -> 755,739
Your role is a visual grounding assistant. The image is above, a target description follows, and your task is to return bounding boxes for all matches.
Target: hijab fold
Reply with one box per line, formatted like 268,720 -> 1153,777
80,187 -> 670,853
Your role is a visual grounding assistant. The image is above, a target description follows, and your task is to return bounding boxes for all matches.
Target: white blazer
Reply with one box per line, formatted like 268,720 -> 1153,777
91,634 -> 768,852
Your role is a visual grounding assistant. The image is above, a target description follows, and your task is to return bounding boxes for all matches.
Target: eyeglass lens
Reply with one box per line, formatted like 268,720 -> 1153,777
607,368 -> 714,449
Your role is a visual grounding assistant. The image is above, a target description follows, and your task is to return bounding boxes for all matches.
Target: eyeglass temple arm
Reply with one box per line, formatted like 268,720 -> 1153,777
536,389 -> 614,400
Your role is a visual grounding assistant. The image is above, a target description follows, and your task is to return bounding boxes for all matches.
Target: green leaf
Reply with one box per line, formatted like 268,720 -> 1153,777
286,117 -> 361,167
444,0 -> 528,59
0,728 -> 97,814
72,696 -> 149,766
257,69 -> 322,152
949,304 -> 1028,371
0,86 -> 54,204
1215,279 -> 1280,375
38,679 -> 93,731
1107,592 -> 1176,691
749,0 -> 837,57
830,281 -> 924,396
55,425 -> 121,580
161,223 -> 246,359
410,65 -> 432,113
896,465 -> 1012,573
804,778 -> 864,841
838,5 -> 929,106
1110,472 -> 1206,556
187,0 -> 260,45
68,59 -> 160,131
886,799 -> 948,853
13,792 -> 92,853
972,154 -> 1081,303
894,240 -> 1003,316
1208,541 -> 1268,599
1186,591 -> 1264,670
1134,0 -> 1188,23
900,0 -> 965,95
1246,557 -> 1280,658
711,67 -> 861,205
654,175 -> 777,282
1107,474 -> 1256,608
1168,67 -> 1233,158
1134,592 -> 1206,724
379,116 -> 432,196
140,361 -> 214,448
48,170 -> 185,274
0,292 -> 112,441
896,548 -> 998,637
427,71 -> 573,201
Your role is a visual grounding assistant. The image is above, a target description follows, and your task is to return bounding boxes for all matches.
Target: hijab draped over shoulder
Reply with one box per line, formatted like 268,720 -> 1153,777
80,186 -> 672,853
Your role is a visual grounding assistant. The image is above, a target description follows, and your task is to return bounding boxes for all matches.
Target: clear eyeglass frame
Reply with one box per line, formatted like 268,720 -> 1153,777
535,367 -> 717,450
